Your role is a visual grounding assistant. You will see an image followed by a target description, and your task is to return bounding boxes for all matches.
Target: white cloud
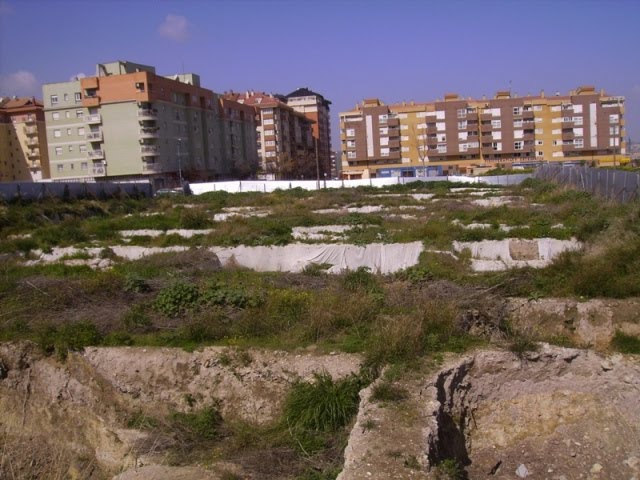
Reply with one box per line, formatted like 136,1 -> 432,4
0,1 -> 13,16
70,72 -> 86,81
0,70 -> 38,97
158,14 -> 190,42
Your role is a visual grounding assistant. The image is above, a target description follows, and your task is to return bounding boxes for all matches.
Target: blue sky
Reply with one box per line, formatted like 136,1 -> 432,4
1,0 -> 639,151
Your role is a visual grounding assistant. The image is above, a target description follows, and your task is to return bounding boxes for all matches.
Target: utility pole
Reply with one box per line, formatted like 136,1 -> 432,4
315,137 -> 320,190
177,137 -> 183,186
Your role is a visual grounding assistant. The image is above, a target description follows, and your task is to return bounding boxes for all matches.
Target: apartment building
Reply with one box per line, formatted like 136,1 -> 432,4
0,97 -> 50,182
285,87 -> 332,177
42,60 -> 257,186
340,86 -> 627,179
224,91 -> 315,180
218,97 -> 259,178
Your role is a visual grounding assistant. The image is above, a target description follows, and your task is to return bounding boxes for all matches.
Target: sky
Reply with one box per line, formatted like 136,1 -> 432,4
1,0 -> 639,151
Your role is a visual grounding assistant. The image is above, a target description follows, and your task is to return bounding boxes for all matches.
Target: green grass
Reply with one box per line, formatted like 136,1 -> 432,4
611,331 -> 640,354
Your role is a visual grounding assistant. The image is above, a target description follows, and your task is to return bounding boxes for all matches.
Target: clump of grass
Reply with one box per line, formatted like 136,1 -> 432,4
370,381 -> 408,403
170,404 -> 224,440
611,331 -> 640,354
36,320 -> 102,361
282,372 -> 363,432
153,281 -> 199,317
435,458 -> 464,479
342,267 -> 380,293
508,331 -> 540,359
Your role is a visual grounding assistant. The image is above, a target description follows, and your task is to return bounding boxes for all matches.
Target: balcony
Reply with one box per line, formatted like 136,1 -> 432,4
24,126 -> 37,136
86,131 -> 103,141
388,139 -> 401,148
83,96 -> 100,108
137,109 -> 158,120
139,127 -> 159,139
26,138 -> 39,147
141,145 -> 159,156
27,151 -> 40,160
24,117 -> 36,125
87,150 -> 104,159
142,163 -> 163,173
86,114 -> 102,124
386,117 -> 399,127
92,164 -> 106,176
522,111 -> 534,120
562,131 -> 575,141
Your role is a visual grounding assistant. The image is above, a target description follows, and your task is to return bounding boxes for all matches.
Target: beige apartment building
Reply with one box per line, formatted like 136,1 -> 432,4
340,86 -> 627,179
285,88 -> 332,178
0,97 -> 50,182
43,61 -> 257,186
224,91 -> 316,180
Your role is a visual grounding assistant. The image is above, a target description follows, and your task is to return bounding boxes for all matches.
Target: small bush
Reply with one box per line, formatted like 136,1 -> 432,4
123,275 -> 151,293
435,458 -> 464,479
36,321 -> 102,360
179,209 -> 212,229
342,267 -> 380,293
283,372 -> 363,432
154,281 -> 199,317
370,382 -> 408,403
611,331 -> 640,354
509,333 -> 540,359
171,405 -> 223,440
201,282 -> 262,308
121,304 -> 152,332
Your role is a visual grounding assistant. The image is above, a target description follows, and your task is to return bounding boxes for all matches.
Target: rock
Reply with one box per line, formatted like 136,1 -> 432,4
590,463 -> 603,474
516,463 -> 530,478
624,456 -> 639,470
601,360 -> 614,371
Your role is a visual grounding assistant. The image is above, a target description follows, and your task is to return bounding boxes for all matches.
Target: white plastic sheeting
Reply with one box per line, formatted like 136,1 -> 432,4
213,207 -> 270,222
313,205 -> 384,214
119,229 -> 214,238
26,246 -> 190,266
210,242 -> 424,274
291,225 -> 353,241
453,238 -> 582,271
472,196 -> 524,207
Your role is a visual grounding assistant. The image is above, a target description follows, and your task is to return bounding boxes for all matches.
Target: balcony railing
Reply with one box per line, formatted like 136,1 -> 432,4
86,114 -> 101,123
139,127 -> 159,138
26,139 -> 39,147
24,126 -> 37,136
88,150 -> 104,159
138,109 -> 158,119
141,145 -> 159,155
142,163 -> 163,173
92,164 -> 106,176
86,131 -> 103,141
24,117 -> 36,124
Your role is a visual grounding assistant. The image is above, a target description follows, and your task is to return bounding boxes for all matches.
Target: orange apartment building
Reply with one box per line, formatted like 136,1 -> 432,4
224,91 -> 316,180
42,61 -> 257,186
340,86 -> 628,179
0,97 -> 50,182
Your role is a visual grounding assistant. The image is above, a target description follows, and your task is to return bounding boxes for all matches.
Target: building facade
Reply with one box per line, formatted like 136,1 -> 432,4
340,86 -> 627,179
285,88 -> 332,178
224,91 -> 315,180
42,61 -> 257,186
0,97 -> 50,182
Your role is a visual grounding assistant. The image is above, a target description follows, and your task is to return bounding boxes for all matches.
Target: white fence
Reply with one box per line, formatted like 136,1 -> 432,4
190,174 -> 532,195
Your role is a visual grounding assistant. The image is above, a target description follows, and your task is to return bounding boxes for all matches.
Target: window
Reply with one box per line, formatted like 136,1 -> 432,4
380,137 -> 389,146
435,111 -> 445,120
346,128 -> 355,137
459,143 -> 469,152
436,122 -> 445,131
57,164 -> 64,172
416,112 -> 428,118
346,140 -> 356,148
79,145 -> 87,153
609,137 -> 620,147
347,151 -> 356,159
263,108 -> 273,114
379,127 -> 389,135
573,128 -> 584,137
381,147 -> 390,157
573,117 -> 583,125
401,146 -> 410,152
436,133 -> 446,142
537,151 -> 544,157
401,136 -> 409,141
55,147 -> 63,155
264,129 -> 274,136
67,128 -> 72,136
397,113 -> 408,119
535,128 -> 543,134
609,114 -> 619,124
535,140 -> 544,146
436,144 -> 447,153
493,131 -> 502,140
263,119 -> 274,125
553,140 -> 561,146
76,110 -> 84,118
492,142 -> 502,151
51,95 -> 58,105
78,127 -> 85,136
573,105 -> 583,114
610,126 -> 620,135
533,105 -> 543,111
265,151 -> 276,157
458,132 -> 468,141
53,129 -> 61,138
265,140 -> 276,147
491,120 -> 501,129
378,114 -> 388,123
458,121 -> 467,130
513,119 -> 523,128
514,141 -> 523,150
457,109 -> 466,118
68,145 -> 74,152
75,92 -> 82,102
574,138 -> 584,148
64,93 -> 69,101
513,106 -> 523,116
514,130 -> 523,139
52,112 -> 60,120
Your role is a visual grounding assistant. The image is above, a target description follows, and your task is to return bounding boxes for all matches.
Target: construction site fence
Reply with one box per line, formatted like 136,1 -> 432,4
534,165 -> 640,203
190,173 -> 533,195
0,181 -> 153,202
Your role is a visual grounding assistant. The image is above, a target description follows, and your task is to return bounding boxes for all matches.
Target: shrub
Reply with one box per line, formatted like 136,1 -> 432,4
342,267 -> 380,293
36,321 -> 102,360
283,372 -> 363,432
123,275 -> 151,293
171,405 -> 223,440
121,304 -> 153,332
201,282 -> 262,308
370,382 -> 408,403
611,331 -> 640,354
435,458 -> 464,479
179,209 -> 212,229
154,281 -> 199,317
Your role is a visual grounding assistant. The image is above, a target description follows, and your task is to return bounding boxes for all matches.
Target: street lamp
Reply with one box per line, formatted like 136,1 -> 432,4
177,137 -> 183,186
